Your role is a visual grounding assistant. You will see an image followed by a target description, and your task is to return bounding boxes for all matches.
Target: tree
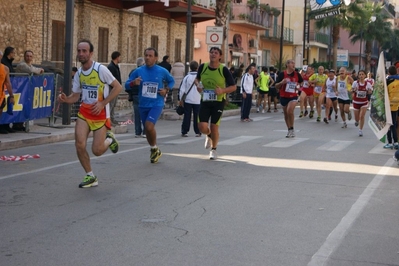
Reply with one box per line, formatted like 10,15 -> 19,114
215,0 -> 229,62
348,1 -> 392,72
381,28 -> 399,64
314,0 -> 364,70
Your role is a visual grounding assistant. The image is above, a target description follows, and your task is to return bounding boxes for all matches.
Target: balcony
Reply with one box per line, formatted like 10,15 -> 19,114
309,31 -> 330,46
230,4 -> 272,30
261,25 -> 293,43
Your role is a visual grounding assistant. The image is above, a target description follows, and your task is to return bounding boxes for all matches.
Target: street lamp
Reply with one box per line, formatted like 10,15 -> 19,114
279,0 -> 285,71
358,16 -> 376,70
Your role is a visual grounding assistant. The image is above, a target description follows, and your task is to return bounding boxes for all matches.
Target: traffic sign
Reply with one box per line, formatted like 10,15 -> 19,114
206,26 -> 223,45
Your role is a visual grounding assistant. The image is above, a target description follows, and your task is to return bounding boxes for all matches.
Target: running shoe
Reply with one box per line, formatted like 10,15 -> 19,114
358,129 -> 363,137
335,114 -> 338,122
256,107 -> 260,113
395,143 -> 399,150
195,134 -> 202,137
262,109 -> 265,114
209,149 -> 217,160
316,116 -> 321,122
328,115 -> 331,121
304,110 -> 308,117
106,131 -> 119,153
348,111 -> 352,121
135,135 -> 142,138
286,129 -> 293,138
267,109 -> 271,113
290,130 -> 295,138
181,134 -> 188,137
341,122 -> 347,128
355,121 -> 359,127
205,135 -> 212,149
323,117 -> 329,124
299,111 -> 303,118
309,110 -> 314,118
393,155 -> 399,166
150,147 -> 162,163
79,175 -> 98,188
383,143 -> 393,149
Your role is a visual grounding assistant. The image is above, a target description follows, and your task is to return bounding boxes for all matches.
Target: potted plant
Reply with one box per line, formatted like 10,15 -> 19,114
260,3 -> 270,13
246,0 -> 258,9
271,7 -> 281,17
238,13 -> 247,20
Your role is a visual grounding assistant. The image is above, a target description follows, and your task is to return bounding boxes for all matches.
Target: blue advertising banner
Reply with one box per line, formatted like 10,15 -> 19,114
0,74 -> 55,124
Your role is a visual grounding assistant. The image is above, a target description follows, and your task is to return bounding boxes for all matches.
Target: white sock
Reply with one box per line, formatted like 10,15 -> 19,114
105,138 -> 112,145
151,145 -> 157,149
87,171 -> 94,177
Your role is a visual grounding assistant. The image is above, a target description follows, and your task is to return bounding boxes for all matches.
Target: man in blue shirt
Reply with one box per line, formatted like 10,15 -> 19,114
125,48 -> 174,163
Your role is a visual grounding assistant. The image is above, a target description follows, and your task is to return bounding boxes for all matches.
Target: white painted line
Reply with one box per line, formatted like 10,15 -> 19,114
369,142 -> 396,155
218,136 -> 262,146
164,137 -> 203,144
317,140 -> 354,151
0,146 -> 149,181
307,159 -> 393,266
251,117 -> 272,121
263,138 -> 309,148
221,115 -> 240,121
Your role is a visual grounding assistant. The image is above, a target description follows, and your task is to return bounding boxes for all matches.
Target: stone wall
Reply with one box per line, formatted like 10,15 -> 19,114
0,0 -> 187,111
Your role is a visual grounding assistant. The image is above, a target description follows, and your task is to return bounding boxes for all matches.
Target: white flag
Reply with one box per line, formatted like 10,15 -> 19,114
368,52 -> 392,142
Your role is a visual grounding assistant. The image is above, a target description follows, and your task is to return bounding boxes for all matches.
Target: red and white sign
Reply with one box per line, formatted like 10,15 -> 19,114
206,26 -> 223,45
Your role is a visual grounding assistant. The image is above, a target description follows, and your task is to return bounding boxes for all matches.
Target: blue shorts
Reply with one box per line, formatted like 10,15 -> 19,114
139,106 -> 163,125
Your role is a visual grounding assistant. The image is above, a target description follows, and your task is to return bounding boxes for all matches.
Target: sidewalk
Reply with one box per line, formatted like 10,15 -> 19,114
0,107 -> 244,151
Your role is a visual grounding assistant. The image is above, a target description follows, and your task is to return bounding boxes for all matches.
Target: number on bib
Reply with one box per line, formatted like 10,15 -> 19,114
203,89 -> 217,101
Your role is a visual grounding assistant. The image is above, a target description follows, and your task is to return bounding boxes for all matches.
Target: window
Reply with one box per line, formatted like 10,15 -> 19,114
174,39 -> 182,61
51,20 -> 65,61
98,27 -> 109,62
151,35 -> 158,51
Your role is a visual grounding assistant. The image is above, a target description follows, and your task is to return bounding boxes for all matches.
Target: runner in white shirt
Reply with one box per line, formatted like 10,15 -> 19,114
337,67 -> 354,128
323,69 -> 338,124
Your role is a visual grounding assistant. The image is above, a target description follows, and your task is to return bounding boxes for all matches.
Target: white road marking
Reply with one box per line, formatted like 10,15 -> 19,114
263,138 -> 309,148
218,136 -> 262,146
317,140 -> 355,151
369,142 -> 396,155
307,159 -> 395,266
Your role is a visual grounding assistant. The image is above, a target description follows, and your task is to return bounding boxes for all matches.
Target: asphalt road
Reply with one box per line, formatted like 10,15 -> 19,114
1,110 -> 399,266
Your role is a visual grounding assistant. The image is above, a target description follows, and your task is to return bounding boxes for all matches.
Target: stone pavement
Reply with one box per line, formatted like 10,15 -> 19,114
0,107 -> 243,151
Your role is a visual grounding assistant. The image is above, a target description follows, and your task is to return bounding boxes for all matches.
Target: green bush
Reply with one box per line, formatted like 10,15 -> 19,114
224,102 -> 239,110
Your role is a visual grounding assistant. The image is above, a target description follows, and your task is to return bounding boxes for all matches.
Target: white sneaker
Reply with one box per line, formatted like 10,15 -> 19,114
204,135 -> 212,149
256,107 -> 260,113
286,129 -> 292,138
261,109 -> 265,114
290,130 -> 295,138
359,129 -> 363,137
209,149 -> 217,160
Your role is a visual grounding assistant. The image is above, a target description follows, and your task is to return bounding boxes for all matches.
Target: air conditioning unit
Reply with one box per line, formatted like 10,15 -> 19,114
194,38 -> 201,49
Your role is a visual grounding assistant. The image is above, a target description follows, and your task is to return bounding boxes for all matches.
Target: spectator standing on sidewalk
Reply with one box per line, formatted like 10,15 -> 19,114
0,47 -> 16,134
126,57 -> 146,138
0,60 -> 15,140
158,55 -> 172,72
171,59 -> 185,107
107,51 -> 122,126
383,65 -> 399,149
14,50 -> 44,131
58,39 -> 121,188
179,60 -> 201,137
241,64 -> 255,121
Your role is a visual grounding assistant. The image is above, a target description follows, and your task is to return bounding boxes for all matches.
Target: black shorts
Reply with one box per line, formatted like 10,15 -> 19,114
0,98 -> 5,109
199,100 -> 225,125
326,97 -> 337,102
258,90 -> 268,96
338,98 -> 351,105
280,96 -> 298,107
269,87 -> 277,98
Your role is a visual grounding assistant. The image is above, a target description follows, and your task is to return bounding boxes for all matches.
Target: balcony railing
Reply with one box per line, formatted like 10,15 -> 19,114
230,4 -> 272,28
263,25 -> 293,43
309,31 -> 329,45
